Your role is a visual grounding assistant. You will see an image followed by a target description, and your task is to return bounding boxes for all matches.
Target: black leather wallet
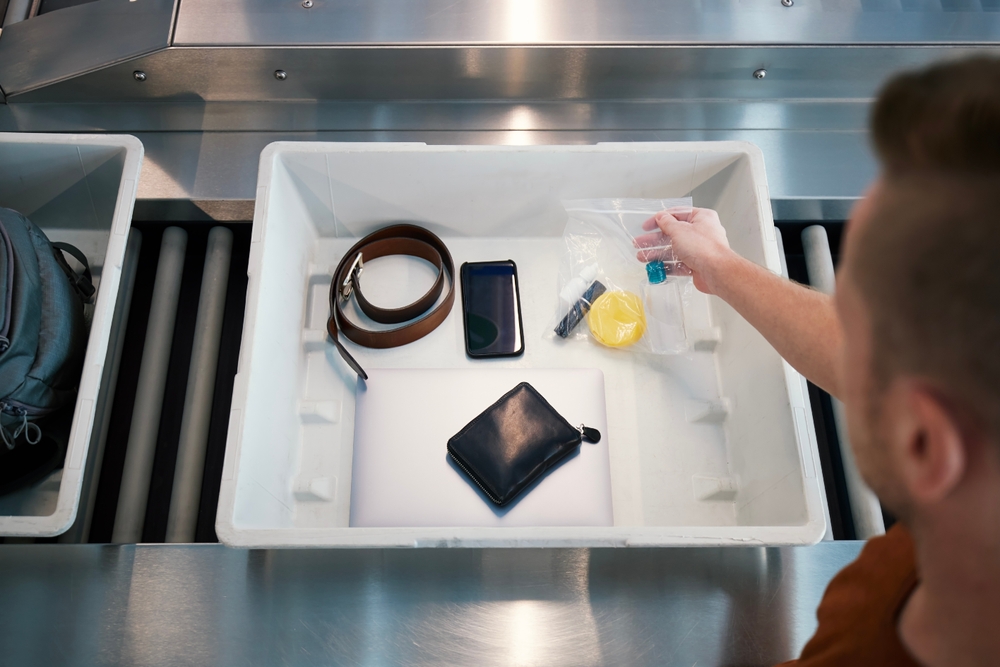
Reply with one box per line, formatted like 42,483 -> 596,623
447,382 -> 601,507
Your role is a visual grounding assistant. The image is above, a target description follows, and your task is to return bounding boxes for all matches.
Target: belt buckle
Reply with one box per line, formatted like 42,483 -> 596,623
340,252 -> 364,301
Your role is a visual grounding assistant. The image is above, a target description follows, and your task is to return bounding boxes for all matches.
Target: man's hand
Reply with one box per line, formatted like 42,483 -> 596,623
635,206 -> 844,398
633,207 -> 737,295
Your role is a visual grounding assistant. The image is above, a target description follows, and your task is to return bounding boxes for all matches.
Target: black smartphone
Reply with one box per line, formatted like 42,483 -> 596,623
460,260 -> 525,358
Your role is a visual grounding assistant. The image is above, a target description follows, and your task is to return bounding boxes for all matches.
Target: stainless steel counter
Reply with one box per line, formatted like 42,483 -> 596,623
0,1 -> 987,662
3,0 -> 999,219
0,541 -> 862,666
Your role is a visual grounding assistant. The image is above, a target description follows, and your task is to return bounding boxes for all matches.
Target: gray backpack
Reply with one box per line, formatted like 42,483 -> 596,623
0,207 -> 93,454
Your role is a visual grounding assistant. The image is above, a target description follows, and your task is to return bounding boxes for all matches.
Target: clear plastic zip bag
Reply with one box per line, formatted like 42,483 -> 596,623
551,198 -> 696,355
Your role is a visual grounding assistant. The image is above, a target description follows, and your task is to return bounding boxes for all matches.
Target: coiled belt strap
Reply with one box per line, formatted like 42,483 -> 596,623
328,224 -> 456,380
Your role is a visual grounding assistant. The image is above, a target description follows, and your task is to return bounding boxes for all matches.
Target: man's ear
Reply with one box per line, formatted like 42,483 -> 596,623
890,380 -> 967,505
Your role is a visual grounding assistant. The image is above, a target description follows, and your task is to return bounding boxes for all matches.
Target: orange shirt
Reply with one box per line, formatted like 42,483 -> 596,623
780,524 -> 921,666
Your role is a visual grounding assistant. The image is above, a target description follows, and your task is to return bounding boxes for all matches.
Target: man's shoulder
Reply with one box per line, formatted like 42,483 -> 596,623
829,523 -> 916,598
782,525 -> 920,666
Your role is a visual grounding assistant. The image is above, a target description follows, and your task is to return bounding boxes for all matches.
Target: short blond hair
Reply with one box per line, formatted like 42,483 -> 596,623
855,57 -> 1000,438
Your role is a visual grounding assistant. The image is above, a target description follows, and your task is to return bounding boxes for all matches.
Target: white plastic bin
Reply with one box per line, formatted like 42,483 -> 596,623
0,133 -> 142,536
218,142 -> 826,547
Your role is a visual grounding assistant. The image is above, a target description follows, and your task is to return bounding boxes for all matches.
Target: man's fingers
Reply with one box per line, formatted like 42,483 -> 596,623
635,247 -> 674,263
633,231 -> 671,249
653,212 -> 682,234
643,207 -> 698,232
663,206 -> 695,222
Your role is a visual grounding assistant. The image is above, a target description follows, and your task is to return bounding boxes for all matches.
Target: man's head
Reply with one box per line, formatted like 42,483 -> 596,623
837,57 -> 1000,524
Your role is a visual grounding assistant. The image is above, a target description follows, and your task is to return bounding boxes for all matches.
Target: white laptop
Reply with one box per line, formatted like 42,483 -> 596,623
350,368 -> 613,527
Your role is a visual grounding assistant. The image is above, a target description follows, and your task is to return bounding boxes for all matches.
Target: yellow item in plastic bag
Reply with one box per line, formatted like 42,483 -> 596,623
587,290 -> 646,347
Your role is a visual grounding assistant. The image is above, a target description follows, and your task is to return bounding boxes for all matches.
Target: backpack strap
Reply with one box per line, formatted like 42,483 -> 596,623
51,242 -> 96,304
1,412 -> 42,450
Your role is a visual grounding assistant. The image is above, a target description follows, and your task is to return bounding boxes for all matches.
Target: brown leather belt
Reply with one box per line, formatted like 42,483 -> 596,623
327,224 -> 456,380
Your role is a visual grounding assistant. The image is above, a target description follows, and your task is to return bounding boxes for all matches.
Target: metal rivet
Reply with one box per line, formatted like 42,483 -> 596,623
302,0 -> 313,6
753,69 -> 767,80
133,71 -> 147,82
274,70 -> 287,80
781,0 -> 793,6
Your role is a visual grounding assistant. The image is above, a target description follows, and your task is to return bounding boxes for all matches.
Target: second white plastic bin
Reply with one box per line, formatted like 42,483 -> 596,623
0,133 -> 143,537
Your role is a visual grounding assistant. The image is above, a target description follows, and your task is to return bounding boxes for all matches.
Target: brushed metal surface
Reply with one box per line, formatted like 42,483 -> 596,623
9,44 -> 1000,103
0,0 -> 175,98
0,100 -> 871,133
2,0 -> 998,102
0,0 -> 993,217
0,93 -> 879,211
173,0 -> 1000,46
121,128 -> 875,204
0,542 -> 863,666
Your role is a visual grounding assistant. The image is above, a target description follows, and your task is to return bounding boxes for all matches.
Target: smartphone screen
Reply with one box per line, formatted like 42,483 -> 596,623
461,261 -> 524,358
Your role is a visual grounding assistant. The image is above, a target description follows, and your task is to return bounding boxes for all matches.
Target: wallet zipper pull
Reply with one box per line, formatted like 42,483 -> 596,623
577,424 -> 602,444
